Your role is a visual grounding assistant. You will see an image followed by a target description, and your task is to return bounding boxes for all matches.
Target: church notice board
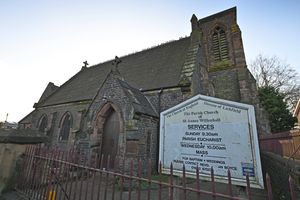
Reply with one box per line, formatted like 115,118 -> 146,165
159,94 -> 264,189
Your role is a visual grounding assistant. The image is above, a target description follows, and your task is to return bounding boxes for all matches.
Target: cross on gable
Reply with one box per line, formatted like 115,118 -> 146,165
83,61 -> 89,67
112,56 -> 122,70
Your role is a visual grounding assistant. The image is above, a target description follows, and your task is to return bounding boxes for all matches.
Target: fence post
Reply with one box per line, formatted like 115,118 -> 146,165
169,163 -> 174,200
211,167 -> 216,200
227,170 -> 233,197
246,175 -> 252,200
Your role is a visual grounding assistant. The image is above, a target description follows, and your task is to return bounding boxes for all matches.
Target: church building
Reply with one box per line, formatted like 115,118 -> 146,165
19,7 -> 269,171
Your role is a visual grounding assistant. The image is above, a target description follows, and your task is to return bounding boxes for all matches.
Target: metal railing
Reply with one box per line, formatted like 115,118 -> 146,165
16,145 -> 298,200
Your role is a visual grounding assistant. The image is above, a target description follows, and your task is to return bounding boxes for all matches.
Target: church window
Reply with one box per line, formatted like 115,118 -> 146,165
59,113 -> 72,141
212,26 -> 229,61
38,115 -> 47,134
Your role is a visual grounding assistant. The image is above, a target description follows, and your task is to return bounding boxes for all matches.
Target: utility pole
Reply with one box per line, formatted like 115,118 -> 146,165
5,113 -> 8,122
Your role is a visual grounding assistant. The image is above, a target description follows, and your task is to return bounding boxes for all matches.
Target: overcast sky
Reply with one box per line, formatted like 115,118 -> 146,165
1,0 -> 299,122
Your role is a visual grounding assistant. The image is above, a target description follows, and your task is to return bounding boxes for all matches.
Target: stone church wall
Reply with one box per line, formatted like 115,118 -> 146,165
209,69 -> 241,102
123,115 -> 158,174
30,102 -> 89,147
236,68 -> 270,135
199,7 -> 246,72
145,88 -> 186,114
86,74 -> 159,173
86,75 -> 132,159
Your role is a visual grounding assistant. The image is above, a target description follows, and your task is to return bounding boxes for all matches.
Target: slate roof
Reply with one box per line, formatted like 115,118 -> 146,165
19,110 -> 34,124
37,82 -> 59,103
118,79 -> 158,117
38,37 -> 191,107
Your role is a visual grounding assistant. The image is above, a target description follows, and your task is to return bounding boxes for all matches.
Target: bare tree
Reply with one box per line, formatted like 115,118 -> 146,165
250,54 -> 300,109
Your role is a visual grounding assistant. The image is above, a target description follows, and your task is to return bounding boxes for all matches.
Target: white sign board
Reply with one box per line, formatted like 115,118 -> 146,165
159,94 -> 264,188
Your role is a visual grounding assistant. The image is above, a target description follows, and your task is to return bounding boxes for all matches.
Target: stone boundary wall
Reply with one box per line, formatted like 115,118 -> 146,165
0,143 -> 28,194
0,129 -> 46,195
261,151 -> 300,199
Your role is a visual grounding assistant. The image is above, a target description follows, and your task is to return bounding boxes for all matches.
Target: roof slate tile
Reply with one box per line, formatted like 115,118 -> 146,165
39,37 -> 191,107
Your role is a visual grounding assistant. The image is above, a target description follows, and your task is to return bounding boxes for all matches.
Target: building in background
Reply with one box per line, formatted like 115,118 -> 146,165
0,121 -> 18,130
293,98 -> 300,128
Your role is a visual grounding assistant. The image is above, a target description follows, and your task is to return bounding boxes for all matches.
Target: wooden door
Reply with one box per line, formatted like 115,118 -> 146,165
101,109 -> 120,168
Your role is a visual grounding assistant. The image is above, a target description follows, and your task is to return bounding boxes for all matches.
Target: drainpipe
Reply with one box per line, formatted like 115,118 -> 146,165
156,88 -> 163,171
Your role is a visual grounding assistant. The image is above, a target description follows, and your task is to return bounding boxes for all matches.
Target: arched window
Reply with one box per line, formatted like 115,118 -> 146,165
38,115 -> 48,134
59,112 -> 72,141
212,26 -> 229,61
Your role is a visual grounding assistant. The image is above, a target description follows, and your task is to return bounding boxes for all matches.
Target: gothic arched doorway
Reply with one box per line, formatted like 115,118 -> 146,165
94,103 -> 122,168
102,108 -> 120,163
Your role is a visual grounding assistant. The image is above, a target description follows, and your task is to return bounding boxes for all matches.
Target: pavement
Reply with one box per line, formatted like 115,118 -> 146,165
0,191 -> 26,200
